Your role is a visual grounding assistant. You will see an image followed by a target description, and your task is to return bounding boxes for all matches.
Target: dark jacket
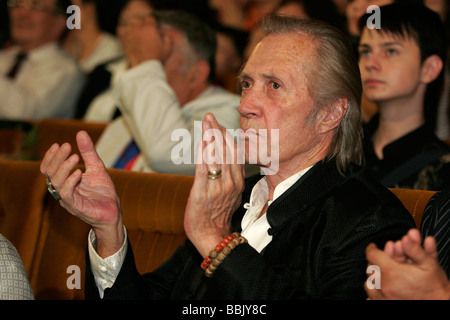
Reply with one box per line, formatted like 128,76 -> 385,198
363,114 -> 450,190
86,159 -> 415,300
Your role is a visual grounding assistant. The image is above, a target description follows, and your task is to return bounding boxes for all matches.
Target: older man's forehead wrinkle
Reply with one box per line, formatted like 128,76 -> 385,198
239,33 -> 315,88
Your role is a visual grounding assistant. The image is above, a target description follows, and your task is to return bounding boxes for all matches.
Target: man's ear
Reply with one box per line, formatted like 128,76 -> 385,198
420,54 -> 443,84
317,98 -> 348,134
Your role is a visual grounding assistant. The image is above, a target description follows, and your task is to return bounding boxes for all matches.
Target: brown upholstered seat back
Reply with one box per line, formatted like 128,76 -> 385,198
0,120 -> 34,157
29,197 -> 90,300
0,160 -> 47,277
388,188 -> 436,228
108,169 -> 193,275
30,169 -> 193,299
0,128 -> 26,156
0,157 -> 438,300
33,118 -> 106,161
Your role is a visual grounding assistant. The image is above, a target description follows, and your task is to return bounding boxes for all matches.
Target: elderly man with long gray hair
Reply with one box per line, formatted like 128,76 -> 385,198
40,14 -> 415,300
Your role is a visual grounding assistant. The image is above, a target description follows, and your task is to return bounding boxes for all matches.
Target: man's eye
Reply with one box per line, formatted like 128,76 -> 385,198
271,82 -> 281,89
240,80 -> 251,89
358,49 -> 370,57
386,49 -> 398,56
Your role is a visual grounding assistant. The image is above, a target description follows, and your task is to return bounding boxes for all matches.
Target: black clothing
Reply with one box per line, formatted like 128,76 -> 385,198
86,159 -> 415,300
363,114 -> 450,190
421,187 -> 450,277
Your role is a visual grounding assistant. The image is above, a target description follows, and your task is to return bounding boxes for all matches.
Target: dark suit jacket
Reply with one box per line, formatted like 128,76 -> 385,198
85,159 -> 415,299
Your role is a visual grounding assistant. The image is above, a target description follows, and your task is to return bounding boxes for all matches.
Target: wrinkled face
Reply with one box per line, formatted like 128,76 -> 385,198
238,33 -> 320,171
358,29 -> 423,104
9,0 -> 66,51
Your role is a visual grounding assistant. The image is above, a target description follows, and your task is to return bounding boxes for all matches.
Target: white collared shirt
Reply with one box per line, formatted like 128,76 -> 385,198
0,43 -> 85,120
89,166 -> 312,297
241,166 -> 312,252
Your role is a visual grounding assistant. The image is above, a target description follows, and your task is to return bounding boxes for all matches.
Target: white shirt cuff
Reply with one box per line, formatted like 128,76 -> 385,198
88,226 -> 128,298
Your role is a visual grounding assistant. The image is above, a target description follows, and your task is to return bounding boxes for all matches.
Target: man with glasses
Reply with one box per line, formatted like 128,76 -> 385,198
0,0 -> 85,120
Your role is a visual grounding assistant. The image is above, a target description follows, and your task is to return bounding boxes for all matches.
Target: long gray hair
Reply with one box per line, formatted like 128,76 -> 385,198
261,14 -> 364,174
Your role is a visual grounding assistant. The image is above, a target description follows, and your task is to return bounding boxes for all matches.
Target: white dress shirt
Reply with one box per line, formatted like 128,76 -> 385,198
89,166 -> 312,298
88,227 -> 128,297
240,166 -> 312,252
0,43 -> 85,120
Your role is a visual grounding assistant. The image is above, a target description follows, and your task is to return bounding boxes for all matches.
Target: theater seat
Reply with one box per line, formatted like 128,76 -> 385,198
389,188 -> 436,228
0,120 -> 34,158
30,169 -> 193,299
32,118 -> 107,162
0,157 -> 439,300
109,169 -> 192,275
29,195 -> 91,300
0,160 -> 47,277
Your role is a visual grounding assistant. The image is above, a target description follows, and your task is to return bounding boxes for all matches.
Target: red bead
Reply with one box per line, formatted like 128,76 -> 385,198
200,255 -> 213,270
215,245 -> 223,252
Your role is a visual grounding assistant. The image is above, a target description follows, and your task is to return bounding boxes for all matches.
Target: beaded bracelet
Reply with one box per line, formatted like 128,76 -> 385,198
200,233 -> 238,270
201,232 -> 247,278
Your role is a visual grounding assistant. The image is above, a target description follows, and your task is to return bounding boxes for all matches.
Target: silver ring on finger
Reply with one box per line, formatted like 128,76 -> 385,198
46,177 -> 62,201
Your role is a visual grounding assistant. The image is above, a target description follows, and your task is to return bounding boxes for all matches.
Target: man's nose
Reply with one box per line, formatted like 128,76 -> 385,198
364,53 -> 381,72
238,88 -> 262,119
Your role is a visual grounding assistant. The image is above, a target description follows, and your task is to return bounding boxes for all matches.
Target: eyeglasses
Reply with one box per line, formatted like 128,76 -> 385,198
7,0 -> 64,15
